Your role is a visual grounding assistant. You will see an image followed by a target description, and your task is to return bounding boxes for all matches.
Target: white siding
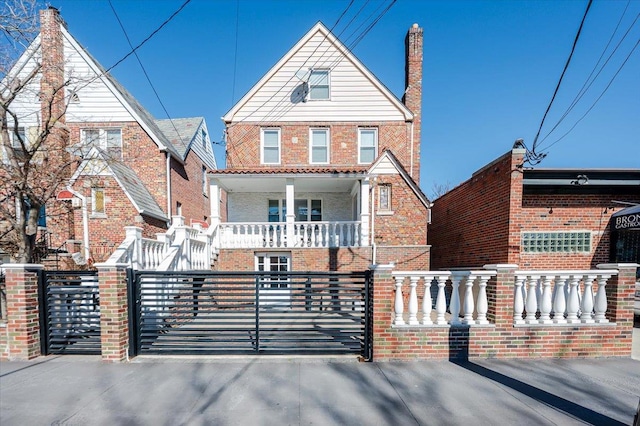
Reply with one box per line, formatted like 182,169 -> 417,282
6,48 -> 42,129
190,120 -> 217,170
62,33 -> 134,122
370,156 -> 400,175
232,31 -> 407,123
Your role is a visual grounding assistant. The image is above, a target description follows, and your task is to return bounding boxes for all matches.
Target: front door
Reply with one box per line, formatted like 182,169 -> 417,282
256,253 -> 291,307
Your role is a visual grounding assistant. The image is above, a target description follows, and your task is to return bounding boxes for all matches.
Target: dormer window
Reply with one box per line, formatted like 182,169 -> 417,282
309,70 -> 329,100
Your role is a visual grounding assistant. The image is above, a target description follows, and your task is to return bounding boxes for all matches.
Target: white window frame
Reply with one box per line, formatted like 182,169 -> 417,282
9,127 -> 26,149
521,231 -> 592,253
378,184 -> 392,214
91,188 -> 106,217
358,128 -> 378,164
261,128 -> 281,165
202,165 -> 208,196
309,128 -> 330,164
201,129 -> 208,151
268,198 -> 322,222
82,128 -> 122,159
308,69 -> 330,100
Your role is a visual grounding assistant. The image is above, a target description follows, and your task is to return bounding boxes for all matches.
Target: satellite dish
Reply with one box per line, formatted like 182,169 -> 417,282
295,68 -> 311,82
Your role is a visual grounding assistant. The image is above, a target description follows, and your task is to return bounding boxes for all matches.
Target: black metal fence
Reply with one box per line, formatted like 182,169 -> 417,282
129,270 -> 372,358
38,270 -> 101,355
0,271 -> 6,321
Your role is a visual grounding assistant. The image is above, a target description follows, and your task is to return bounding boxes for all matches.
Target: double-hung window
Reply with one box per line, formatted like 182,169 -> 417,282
268,199 -> 322,222
359,128 -> 378,164
261,128 -> 280,164
309,70 -> 329,100
310,129 -> 329,164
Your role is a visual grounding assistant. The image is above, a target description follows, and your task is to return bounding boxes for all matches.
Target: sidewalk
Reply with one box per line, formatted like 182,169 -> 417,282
1,354 -> 639,426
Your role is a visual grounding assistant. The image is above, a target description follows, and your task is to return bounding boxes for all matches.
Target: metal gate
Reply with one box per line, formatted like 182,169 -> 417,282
38,270 -> 101,355
129,270 -> 372,358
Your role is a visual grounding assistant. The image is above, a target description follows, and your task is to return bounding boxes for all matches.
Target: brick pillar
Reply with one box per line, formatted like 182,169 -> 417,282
598,263 -> 638,325
2,264 -> 43,360
484,264 -> 518,327
369,263 -> 394,361
95,263 -> 129,362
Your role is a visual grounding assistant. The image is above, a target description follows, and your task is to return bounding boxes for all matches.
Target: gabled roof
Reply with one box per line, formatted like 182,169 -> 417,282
70,151 -> 168,222
369,149 -> 431,209
155,117 -> 201,158
223,21 -> 413,122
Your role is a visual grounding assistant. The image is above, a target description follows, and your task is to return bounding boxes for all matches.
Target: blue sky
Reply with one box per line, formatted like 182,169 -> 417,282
47,0 -> 639,197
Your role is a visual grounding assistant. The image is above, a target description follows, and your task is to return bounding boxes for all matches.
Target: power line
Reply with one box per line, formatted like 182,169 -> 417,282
527,0 -> 593,165
108,0 -> 187,148
539,36 -> 640,155
540,4 -> 637,146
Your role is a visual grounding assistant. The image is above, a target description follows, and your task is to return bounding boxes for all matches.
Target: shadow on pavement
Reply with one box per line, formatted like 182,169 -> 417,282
450,359 -> 626,426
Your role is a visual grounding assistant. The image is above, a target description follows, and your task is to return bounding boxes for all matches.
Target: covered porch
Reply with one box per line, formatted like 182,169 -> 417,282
209,169 -> 371,249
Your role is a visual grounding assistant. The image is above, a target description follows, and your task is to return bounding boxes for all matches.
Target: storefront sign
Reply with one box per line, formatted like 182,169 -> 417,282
612,205 -> 640,231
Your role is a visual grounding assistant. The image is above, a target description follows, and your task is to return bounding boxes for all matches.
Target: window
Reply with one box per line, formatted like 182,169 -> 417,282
309,70 -> 329,100
268,199 -> 322,222
522,231 -> 592,253
358,128 -> 378,164
82,128 -> 122,159
9,127 -> 26,149
310,129 -> 329,164
256,253 -> 291,307
261,128 -> 280,164
201,129 -> 208,151
378,184 -> 392,212
92,188 -> 105,215
202,166 -> 208,195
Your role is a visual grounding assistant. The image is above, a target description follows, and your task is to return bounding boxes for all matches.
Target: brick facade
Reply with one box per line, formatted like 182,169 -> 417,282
430,148 -> 640,270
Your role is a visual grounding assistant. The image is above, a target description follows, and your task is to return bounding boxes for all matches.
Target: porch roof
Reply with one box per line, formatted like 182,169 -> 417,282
210,167 -> 368,193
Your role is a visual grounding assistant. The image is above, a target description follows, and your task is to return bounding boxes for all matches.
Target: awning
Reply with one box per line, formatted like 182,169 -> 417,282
611,204 -> 640,231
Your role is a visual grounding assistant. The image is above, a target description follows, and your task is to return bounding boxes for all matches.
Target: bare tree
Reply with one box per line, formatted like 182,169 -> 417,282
0,0 -> 78,263
429,181 -> 452,201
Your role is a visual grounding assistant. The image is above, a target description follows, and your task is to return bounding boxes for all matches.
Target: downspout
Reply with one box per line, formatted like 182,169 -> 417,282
409,121 -> 414,178
370,178 -> 376,265
67,187 -> 90,261
166,153 -> 172,217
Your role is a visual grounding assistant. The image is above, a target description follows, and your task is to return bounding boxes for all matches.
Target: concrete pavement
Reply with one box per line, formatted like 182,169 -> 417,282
1,353 -> 639,426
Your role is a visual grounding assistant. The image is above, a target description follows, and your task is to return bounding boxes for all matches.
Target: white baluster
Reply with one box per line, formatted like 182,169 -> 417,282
593,274 -> 610,323
422,277 -> 433,325
462,275 -> 475,324
476,275 -> 489,325
513,275 -> 525,325
525,276 -> 539,324
580,275 -> 596,323
394,276 -> 405,325
539,275 -> 553,324
346,225 -> 352,246
449,275 -> 461,325
408,276 -> 419,325
435,275 -> 448,325
553,275 -> 568,324
566,275 -> 581,323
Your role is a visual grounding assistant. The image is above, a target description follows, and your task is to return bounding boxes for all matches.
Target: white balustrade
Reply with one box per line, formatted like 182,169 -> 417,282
392,271 -> 496,327
513,270 -> 617,326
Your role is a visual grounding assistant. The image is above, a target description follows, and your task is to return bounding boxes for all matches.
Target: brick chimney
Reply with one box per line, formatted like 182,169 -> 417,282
403,23 -> 423,184
39,7 -> 66,131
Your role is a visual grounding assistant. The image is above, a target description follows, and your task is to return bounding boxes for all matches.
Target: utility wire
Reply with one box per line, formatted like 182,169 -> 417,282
540,4 -> 637,145
108,0 -> 187,148
528,0 -> 593,164
539,35 -> 640,154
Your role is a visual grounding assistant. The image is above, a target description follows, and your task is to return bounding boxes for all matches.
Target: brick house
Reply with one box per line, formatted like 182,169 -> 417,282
1,8 -> 217,265
429,143 -> 640,271
209,22 -> 431,273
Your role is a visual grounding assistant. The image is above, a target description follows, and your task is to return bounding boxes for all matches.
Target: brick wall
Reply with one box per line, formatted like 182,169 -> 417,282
226,122 -> 413,171
371,264 -> 636,361
170,149 -> 213,225
430,150 -> 519,269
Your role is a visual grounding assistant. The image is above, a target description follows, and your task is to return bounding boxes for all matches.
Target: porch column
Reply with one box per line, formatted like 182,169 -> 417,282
360,178 -> 370,246
1,264 -> 43,360
209,178 -> 221,229
285,178 -> 295,245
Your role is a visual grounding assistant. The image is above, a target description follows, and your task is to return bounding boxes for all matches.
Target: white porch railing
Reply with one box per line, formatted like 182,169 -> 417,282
513,270 -> 618,325
391,270 -> 496,326
105,216 -> 215,271
217,221 -> 362,249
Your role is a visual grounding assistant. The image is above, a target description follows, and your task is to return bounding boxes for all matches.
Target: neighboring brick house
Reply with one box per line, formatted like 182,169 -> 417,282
429,143 -> 640,270
2,8 -> 217,265
210,22 -> 430,273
